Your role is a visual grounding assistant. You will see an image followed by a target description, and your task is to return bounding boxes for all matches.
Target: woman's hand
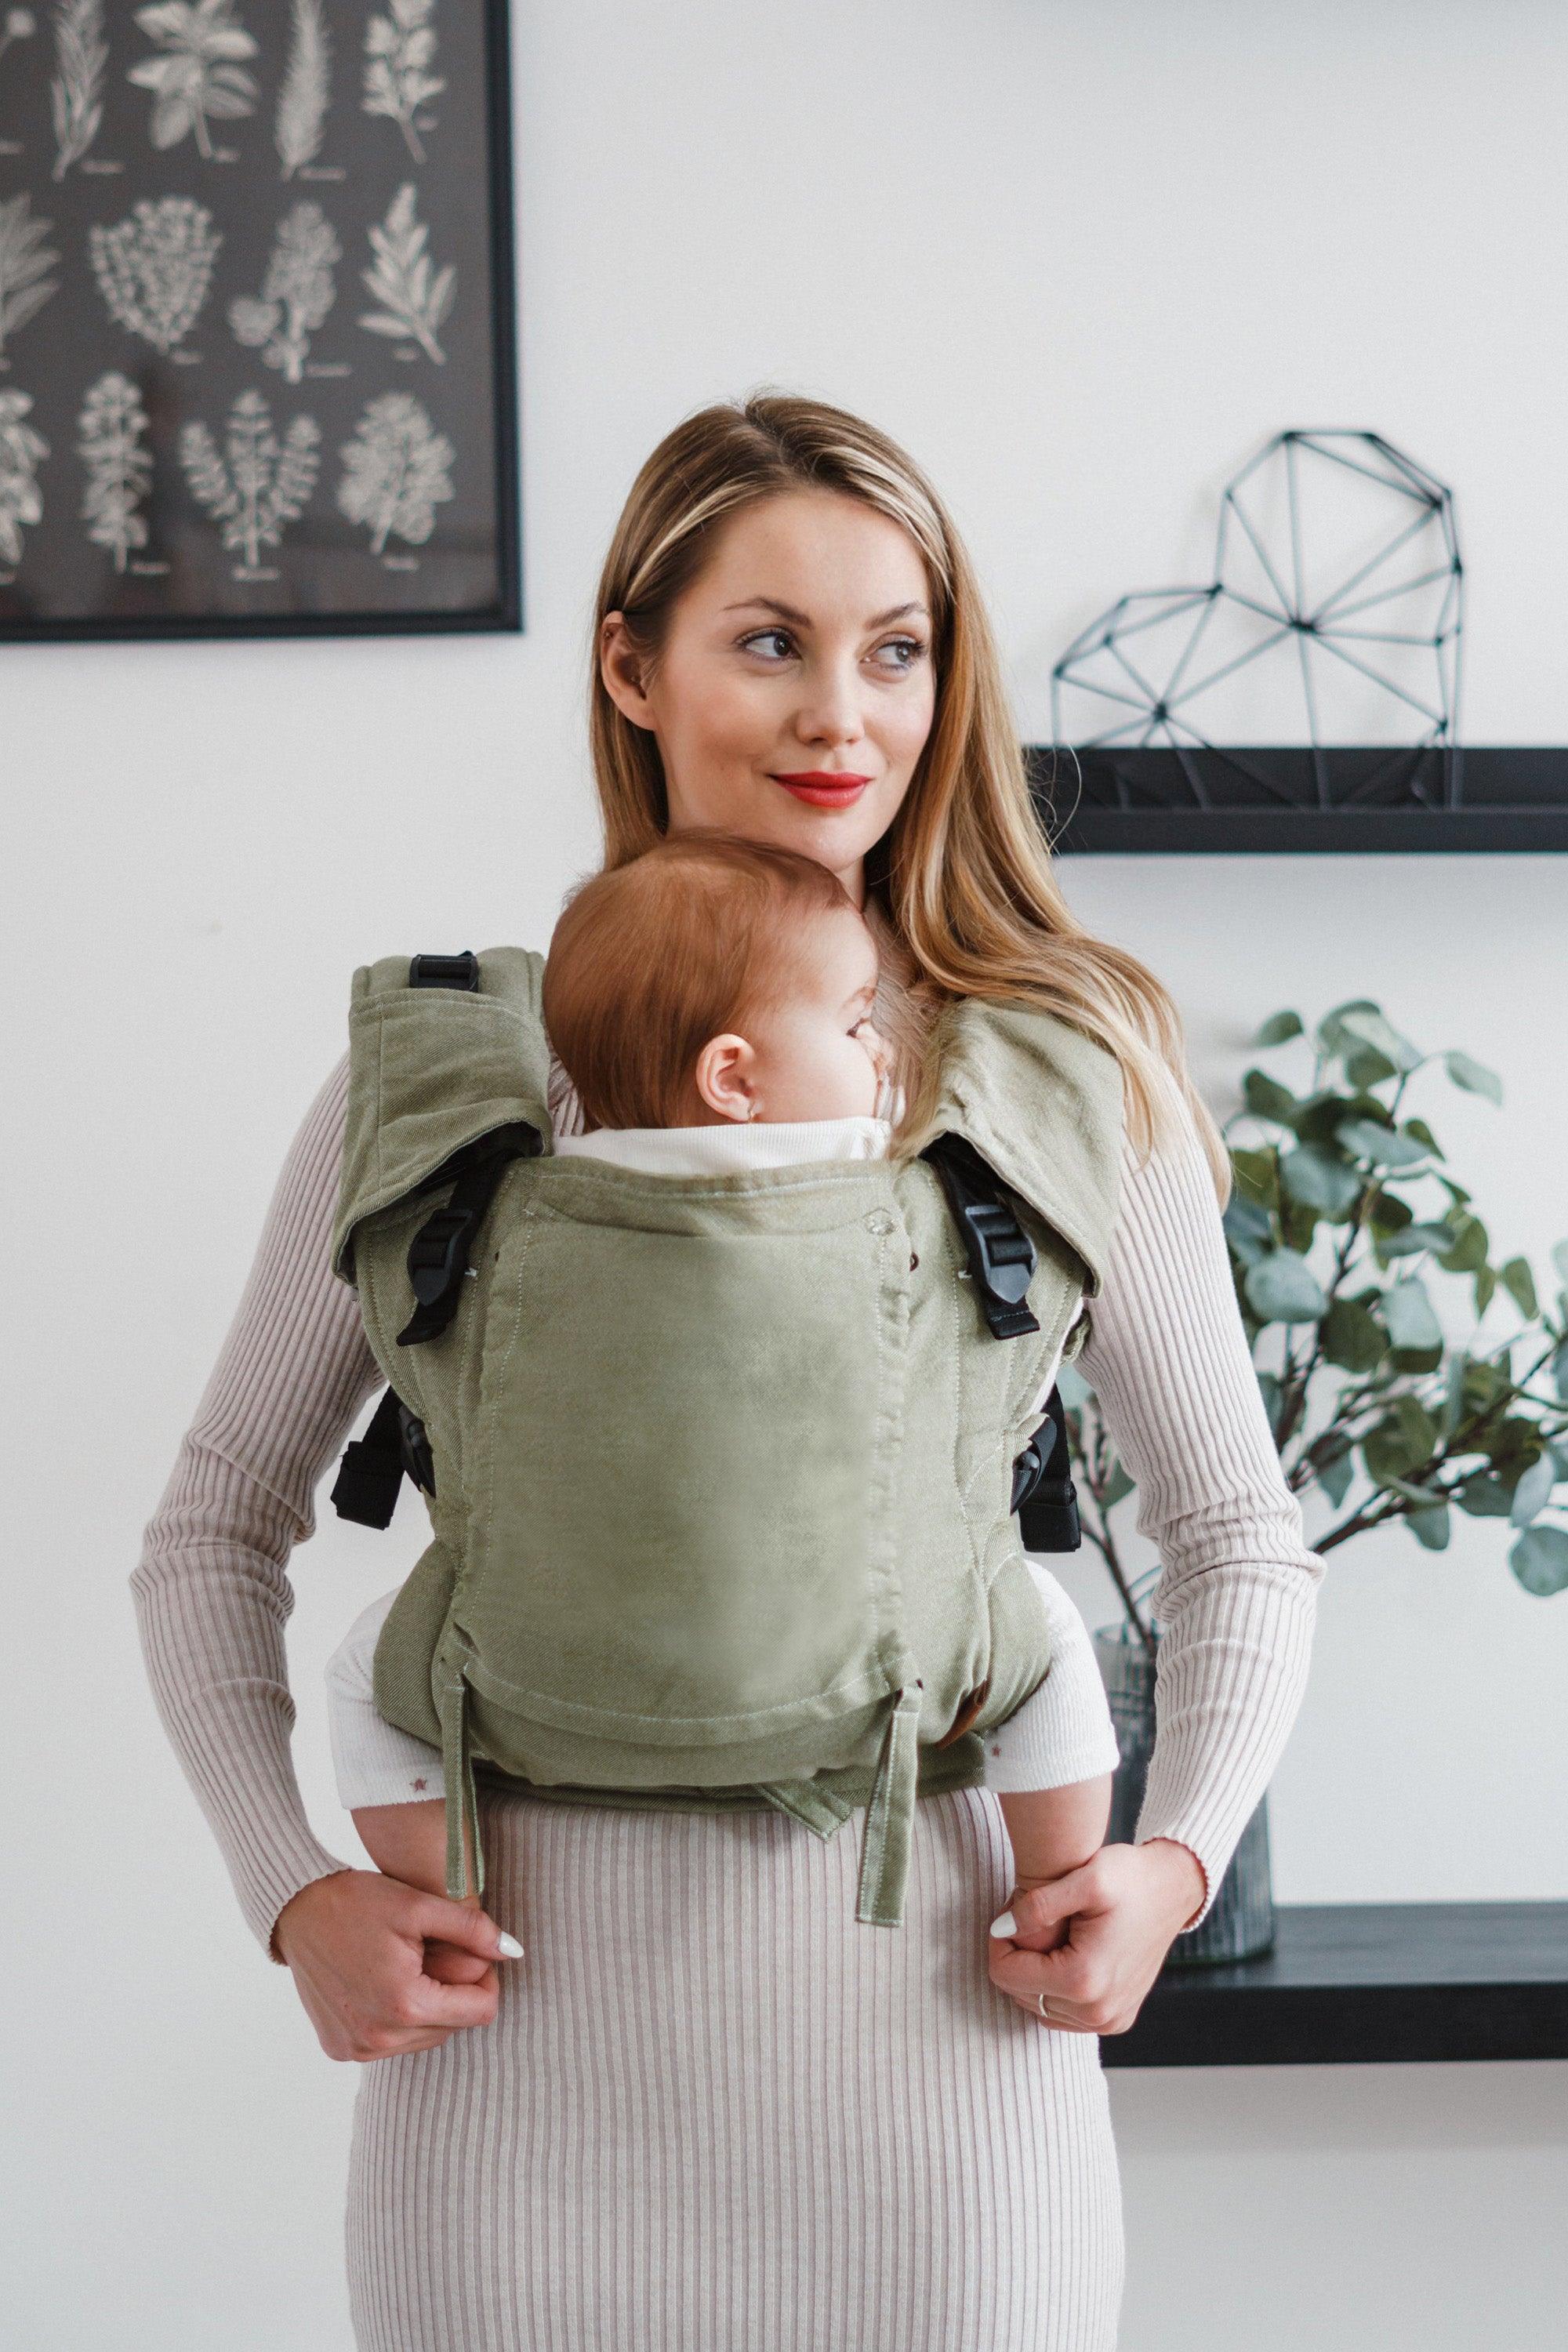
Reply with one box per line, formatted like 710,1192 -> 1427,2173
987,1838 -> 1207,2036
271,1868 -> 522,2062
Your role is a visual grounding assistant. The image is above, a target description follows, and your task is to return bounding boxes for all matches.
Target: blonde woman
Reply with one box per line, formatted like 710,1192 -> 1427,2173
134,394 -> 1323,2351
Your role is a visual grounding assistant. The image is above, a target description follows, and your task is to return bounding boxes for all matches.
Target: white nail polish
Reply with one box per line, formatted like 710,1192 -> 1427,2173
989,1911 -> 1016,1940
496,1930 -> 524,1959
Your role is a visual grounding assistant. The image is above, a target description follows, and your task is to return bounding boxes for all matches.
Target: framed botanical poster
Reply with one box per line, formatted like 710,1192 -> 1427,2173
0,0 -> 520,638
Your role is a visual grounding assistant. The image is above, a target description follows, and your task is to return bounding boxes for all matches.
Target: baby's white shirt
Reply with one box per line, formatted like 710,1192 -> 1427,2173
552,1113 -> 892,1176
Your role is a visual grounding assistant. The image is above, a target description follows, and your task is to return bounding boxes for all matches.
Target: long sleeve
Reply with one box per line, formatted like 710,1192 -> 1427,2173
1077,1074 -> 1323,1918
131,1054 -> 382,1955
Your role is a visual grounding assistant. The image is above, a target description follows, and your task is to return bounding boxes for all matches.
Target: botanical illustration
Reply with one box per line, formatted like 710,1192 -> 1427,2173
128,0 -> 257,158
337,390 -> 453,553
229,201 -> 339,383
0,194 -> 60,368
179,387 -> 320,569
0,9 -> 37,109
359,183 -> 453,363
363,0 -> 442,164
50,0 -> 107,180
78,371 -> 153,569
90,196 -> 221,354
0,386 -> 48,564
275,0 -> 329,182
1066,998 -> 1568,1644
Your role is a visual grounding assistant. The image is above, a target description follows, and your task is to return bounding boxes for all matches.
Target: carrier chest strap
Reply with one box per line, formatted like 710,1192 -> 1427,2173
920,1134 -> 1040,1341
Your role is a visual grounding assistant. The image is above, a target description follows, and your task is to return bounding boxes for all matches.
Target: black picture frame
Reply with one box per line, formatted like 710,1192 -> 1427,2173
0,0 -> 520,641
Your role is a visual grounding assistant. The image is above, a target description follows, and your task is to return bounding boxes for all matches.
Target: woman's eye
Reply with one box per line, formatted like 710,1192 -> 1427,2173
741,629 -> 795,661
874,637 -> 926,673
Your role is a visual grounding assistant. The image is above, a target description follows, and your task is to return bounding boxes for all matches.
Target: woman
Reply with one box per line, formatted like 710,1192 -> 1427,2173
133,393 -> 1322,2350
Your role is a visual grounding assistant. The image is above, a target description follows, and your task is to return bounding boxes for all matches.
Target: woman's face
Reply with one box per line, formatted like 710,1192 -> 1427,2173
599,489 -> 938,906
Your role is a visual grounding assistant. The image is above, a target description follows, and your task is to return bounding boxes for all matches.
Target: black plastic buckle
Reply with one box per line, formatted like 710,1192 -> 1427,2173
922,1134 -> 1040,1341
397,1401 -> 436,1495
964,1199 -> 1035,1308
405,1201 -> 474,1306
1011,1388 -> 1082,1552
409,950 -> 479,992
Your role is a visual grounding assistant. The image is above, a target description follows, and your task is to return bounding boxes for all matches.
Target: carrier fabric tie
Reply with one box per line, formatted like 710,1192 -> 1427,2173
755,1686 -> 921,1925
436,1662 -> 485,1903
855,1686 -> 924,1927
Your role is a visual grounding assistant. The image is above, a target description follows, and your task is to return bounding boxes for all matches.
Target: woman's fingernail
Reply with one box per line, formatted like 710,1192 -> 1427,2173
496,1931 -> 524,1959
989,1911 -> 1016,1940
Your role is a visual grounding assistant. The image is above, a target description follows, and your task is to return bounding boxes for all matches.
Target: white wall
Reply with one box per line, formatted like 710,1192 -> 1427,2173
6,3 -> 1566,2346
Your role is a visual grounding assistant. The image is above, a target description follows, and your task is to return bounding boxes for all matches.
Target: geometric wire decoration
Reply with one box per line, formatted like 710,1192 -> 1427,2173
1051,432 -> 1464,812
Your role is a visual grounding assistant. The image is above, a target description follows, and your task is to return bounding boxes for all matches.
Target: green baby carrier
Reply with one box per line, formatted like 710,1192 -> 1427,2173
328,946 -> 1123,1927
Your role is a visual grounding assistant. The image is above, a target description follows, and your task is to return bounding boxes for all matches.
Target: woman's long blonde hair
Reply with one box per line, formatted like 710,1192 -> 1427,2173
587,390 -> 1228,1196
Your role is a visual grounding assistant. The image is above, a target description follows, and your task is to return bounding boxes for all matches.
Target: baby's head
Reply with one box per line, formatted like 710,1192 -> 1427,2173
543,832 -> 891,1131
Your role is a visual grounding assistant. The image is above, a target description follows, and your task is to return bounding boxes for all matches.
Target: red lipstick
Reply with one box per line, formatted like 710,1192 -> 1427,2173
769,770 -> 874,808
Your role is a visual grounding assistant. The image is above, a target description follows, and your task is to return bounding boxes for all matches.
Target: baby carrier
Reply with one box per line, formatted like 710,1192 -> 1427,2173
328,947 -> 1123,1927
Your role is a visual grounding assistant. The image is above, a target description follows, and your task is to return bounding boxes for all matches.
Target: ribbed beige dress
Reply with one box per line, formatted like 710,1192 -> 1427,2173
132,935 -> 1323,2352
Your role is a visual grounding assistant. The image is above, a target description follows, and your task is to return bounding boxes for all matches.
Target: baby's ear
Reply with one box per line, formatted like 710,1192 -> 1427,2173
693,1033 -> 758,1124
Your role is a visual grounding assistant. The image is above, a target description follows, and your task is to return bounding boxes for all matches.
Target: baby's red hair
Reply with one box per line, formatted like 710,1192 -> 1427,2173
543,830 -> 863,1130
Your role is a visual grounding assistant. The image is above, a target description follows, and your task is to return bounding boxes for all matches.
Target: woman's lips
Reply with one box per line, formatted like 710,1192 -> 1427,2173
769,771 -> 874,808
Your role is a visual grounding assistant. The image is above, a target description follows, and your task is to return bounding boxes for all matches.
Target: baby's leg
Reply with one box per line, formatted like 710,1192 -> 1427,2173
985,1562 -> 1121,1944
325,1591 -> 453,1899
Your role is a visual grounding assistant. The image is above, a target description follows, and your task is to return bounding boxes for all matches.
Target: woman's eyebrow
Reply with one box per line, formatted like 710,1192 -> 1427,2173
721,596 -> 929,629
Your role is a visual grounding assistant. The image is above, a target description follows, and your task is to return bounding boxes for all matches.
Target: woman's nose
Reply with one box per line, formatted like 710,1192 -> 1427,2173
793,660 -> 866,747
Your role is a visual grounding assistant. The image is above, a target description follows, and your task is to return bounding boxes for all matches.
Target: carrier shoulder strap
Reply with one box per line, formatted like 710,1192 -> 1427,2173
903,995 -> 1126,1308
330,942 -> 553,1288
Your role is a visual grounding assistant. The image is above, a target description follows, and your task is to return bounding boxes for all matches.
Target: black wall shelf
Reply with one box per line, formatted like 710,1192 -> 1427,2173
1033,748 -> 1568,853
1101,1901 -> 1568,2068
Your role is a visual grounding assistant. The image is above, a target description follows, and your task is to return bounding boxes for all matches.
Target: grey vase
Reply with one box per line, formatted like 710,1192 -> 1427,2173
1092,1621 -> 1276,1966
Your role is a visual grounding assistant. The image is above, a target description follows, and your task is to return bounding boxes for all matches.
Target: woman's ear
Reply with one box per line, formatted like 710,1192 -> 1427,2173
692,1033 -> 760,1124
599,612 -> 655,728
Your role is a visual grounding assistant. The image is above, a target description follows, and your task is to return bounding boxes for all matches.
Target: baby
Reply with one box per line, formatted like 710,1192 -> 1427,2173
325,831 -> 1119,1924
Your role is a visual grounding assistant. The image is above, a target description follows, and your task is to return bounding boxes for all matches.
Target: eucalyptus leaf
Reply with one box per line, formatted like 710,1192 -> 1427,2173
1279,1145 -> 1363,1218
1316,1446 -> 1354,1508
1243,1069 -> 1298,1122
1455,1474 -> 1512,1517
1338,1007 -> 1422,1073
1500,1257 -> 1538,1319
1408,1503 -> 1451,1552
1256,1372 -> 1283,1437
1553,1341 -> 1568,1405
1381,1279 -> 1443,1352
1402,1116 -> 1445,1160
1244,1250 -> 1327,1325
1254,1010 -> 1305,1046
1316,998 -> 1381,1058
1509,1453 -> 1556,1527
1474,1265 -> 1497,1316
1229,1146 -> 1279,1209
1553,1240 -> 1568,1293
1321,1296 -> 1386,1373
1377,1221 -> 1458,1259
1345,1045 -> 1398,1087
1101,1462 -> 1134,1511
1438,1213 -> 1490,1273
1444,1050 -> 1503,1106
1510,1525 -> 1568,1598
1337,1117 -> 1433,1170
1367,1189 -> 1414,1237
1223,1192 -> 1275,1265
